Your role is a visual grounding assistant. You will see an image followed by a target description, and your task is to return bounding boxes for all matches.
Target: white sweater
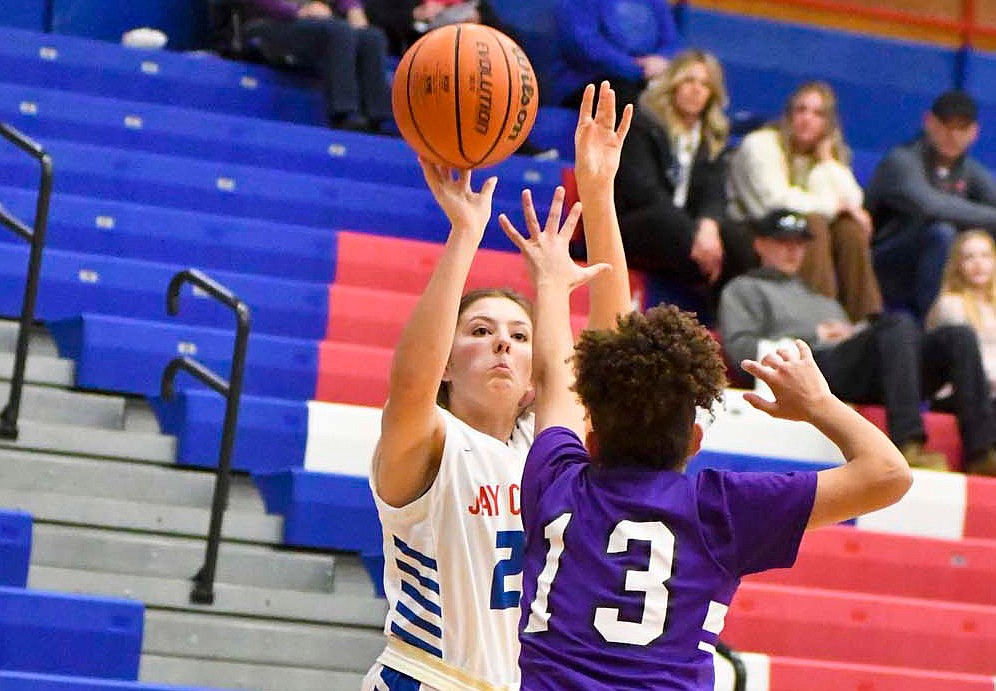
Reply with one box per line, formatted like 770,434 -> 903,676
727,128 -> 863,222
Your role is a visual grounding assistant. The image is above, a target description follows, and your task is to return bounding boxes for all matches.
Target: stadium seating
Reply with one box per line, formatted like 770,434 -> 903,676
0,586 -> 143,679
0,510 -> 31,588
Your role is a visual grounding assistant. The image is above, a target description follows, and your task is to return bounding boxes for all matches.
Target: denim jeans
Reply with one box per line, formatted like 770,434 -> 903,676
872,220 -> 956,320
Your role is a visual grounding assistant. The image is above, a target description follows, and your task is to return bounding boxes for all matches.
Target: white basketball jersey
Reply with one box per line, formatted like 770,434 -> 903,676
370,406 -> 534,690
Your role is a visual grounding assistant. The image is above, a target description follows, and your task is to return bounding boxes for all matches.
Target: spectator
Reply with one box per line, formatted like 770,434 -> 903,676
365,0 -> 510,56
727,81 -> 882,322
615,49 -> 754,310
240,0 -> 392,132
866,90 -> 996,320
548,0 -> 680,110
927,230 -> 996,397
719,209 -> 996,476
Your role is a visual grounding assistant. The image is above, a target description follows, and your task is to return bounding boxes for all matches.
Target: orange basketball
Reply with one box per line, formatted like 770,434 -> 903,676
392,23 -> 539,169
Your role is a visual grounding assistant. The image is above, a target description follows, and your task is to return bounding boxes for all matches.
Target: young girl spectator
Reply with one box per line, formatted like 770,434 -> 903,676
361,82 -> 633,690
615,50 -> 754,307
928,230 -> 996,397
498,185 -> 912,689
727,81 -> 882,321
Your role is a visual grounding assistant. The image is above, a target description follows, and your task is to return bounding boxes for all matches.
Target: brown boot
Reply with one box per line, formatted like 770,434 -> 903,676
899,441 -> 949,471
965,449 -> 996,477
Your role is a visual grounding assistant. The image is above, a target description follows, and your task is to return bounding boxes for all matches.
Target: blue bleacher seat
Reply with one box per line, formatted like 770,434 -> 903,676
47,314 -> 319,401
0,670 -> 230,691
0,137 -> 535,250
0,510 -> 31,588
0,27 -> 325,124
0,586 -> 143,679
149,390 -> 308,473
683,8 -> 959,152
960,49 -> 996,169
0,82 -> 564,203
0,245 -> 331,340
0,186 -> 339,284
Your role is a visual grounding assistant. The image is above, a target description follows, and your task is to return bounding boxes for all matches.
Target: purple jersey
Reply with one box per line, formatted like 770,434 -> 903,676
518,427 -> 817,690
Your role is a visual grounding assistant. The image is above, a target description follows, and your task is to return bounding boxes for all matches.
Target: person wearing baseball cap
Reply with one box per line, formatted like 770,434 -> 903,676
719,208 -> 996,475
866,89 -> 996,320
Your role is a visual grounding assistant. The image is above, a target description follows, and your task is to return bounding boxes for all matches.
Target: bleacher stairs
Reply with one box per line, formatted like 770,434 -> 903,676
0,320 -> 387,689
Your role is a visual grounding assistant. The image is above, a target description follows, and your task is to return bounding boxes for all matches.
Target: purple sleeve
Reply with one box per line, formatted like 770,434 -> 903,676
522,427 -> 589,519
241,0 -> 301,21
330,0 -> 363,15
695,469 -> 817,577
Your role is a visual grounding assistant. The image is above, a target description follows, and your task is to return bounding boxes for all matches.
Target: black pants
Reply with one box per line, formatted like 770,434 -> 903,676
618,204 -> 756,289
813,314 -> 995,460
246,17 -> 392,124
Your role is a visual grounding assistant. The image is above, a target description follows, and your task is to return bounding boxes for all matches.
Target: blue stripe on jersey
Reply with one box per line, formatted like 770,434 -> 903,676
391,621 -> 444,658
401,580 -> 442,617
397,559 -> 441,594
393,535 -> 439,569
396,600 -> 443,638
379,666 -> 422,690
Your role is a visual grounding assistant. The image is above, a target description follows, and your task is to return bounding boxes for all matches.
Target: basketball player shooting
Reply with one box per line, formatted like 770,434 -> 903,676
497,127 -> 913,690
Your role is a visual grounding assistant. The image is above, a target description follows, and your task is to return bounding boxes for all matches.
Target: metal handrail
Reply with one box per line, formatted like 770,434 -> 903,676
160,269 -> 250,605
715,640 -> 747,691
0,123 -> 53,440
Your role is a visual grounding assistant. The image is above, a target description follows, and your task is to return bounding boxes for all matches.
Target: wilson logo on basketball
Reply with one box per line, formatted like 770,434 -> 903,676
474,41 -> 494,135
507,46 -> 535,142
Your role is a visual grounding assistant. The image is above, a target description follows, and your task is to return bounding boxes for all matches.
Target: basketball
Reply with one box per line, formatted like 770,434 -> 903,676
392,23 -> 539,169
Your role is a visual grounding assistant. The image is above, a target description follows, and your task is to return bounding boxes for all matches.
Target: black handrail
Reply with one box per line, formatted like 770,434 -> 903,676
160,269 -> 250,605
716,640 -> 748,691
0,123 -> 53,440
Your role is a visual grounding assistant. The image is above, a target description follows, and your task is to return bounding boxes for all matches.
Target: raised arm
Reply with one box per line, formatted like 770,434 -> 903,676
374,162 -> 498,507
574,81 -> 634,331
499,189 -> 609,437
741,340 -> 912,530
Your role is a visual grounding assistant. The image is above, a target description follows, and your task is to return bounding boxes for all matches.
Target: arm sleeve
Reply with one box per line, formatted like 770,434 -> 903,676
696,469 -> 818,576
615,123 -> 671,213
926,293 -> 968,330
241,0 -> 301,20
650,0 -> 681,57
718,279 -> 767,366
871,149 -> 996,229
966,159 -> 996,207
556,0 -> 643,81
697,148 -> 729,222
806,159 -> 863,209
522,427 -> 589,519
331,0 -> 363,14
728,132 -> 838,219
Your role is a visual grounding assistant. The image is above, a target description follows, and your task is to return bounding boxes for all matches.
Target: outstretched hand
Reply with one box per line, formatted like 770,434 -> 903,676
498,186 -> 610,291
574,81 -> 633,191
741,340 -> 835,422
419,158 -> 497,242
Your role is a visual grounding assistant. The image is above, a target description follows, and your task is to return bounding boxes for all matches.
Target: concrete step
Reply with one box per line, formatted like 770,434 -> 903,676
0,448 -> 265,511
0,488 -> 282,544
0,320 -> 60,357
31,524 -> 336,593
0,417 -> 175,462
0,379 -> 125,428
140,655 -> 368,691
30,565 -> 387,626
143,609 -> 384,673
0,350 -> 74,386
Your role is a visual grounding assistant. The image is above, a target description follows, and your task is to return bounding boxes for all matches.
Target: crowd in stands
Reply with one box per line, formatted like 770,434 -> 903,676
216,0 -> 996,477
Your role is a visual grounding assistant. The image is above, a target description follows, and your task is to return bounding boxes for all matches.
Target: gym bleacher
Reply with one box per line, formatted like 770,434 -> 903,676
0,0 -> 994,689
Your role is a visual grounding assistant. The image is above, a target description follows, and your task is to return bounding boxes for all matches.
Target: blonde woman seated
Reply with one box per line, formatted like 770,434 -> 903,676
727,81 -> 882,322
928,230 -> 996,400
614,50 -> 755,309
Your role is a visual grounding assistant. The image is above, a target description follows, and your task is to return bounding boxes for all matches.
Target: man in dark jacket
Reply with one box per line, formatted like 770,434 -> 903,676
866,90 -> 996,318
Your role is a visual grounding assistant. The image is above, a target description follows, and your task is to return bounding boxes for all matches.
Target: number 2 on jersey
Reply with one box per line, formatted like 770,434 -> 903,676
525,514 -> 676,645
490,529 -> 524,609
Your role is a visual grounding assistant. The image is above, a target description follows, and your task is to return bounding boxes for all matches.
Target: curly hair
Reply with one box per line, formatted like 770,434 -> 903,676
572,305 -> 726,470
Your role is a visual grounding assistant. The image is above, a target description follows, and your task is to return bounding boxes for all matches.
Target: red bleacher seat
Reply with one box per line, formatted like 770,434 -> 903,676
747,524 -> 996,606
766,655 -> 996,691
856,404 -> 962,470
724,581 -> 996,676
